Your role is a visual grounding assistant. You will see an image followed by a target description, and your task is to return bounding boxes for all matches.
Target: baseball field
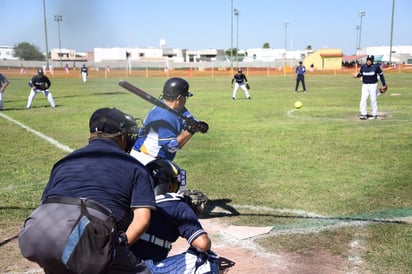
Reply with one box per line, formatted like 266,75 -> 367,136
1,67 -> 411,273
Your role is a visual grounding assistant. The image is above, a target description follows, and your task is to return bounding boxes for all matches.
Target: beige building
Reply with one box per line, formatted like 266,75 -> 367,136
304,48 -> 343,70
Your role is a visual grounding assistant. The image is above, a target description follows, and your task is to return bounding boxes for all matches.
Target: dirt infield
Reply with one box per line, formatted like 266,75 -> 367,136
1,218 -> 349,274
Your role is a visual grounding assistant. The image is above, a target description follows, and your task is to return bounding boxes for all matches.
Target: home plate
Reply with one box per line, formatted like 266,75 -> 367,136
226,225 -> 273,239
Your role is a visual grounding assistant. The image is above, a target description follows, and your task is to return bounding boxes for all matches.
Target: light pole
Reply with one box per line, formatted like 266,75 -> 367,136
230,0 -> 233,72
355,25 -> 360,55
54,14 -> 63,67
284,22 -> 289,75
234,8 -> 239,68
42,0 -> 49,67
389,0 -> 395,63
358,11 -> 365,54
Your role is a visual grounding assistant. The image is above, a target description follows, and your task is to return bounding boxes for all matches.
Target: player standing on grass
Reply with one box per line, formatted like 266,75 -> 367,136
231,68 -> 251,100
0,72 -> 10,110
295,61 -> 307,93
26,69 -> 56,109
81,64 -> 88,82
353,55 -> 387,120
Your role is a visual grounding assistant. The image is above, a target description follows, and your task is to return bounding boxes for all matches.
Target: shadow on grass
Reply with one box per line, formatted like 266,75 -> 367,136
201,200 -> 410,225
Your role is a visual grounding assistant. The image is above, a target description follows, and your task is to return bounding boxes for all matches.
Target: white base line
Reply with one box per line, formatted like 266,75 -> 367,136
0,112 -> 73,153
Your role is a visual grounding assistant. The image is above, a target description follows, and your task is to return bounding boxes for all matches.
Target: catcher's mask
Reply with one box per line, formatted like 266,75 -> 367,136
89,107 -> 138,153
145,159 -> 186,195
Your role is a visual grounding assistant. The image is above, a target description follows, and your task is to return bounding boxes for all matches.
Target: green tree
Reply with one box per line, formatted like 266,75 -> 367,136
263,42 -> 270,49
225,48 -> 238,60
14,42 -> 45,60
306,45 -> 312,51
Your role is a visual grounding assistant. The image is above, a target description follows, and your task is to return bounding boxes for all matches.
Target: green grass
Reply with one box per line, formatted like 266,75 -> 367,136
1,72 -> 411,272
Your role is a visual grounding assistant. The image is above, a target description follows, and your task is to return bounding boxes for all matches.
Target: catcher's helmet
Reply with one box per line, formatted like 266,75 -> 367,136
366,55 -> 375,62
162,77 -> 193,100
146,159 -> 183,195
89,108 -> 138,153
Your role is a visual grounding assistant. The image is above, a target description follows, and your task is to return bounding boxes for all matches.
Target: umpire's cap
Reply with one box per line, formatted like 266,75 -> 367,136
162,77 -> 193,100
89,107 -> 136,134
366,55 -> 375,62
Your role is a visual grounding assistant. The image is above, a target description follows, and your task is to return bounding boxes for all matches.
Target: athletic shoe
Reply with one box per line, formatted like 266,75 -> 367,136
232,97 -> 236,100
368,115 -> 377,120
247,96 -> 252,99
359,115 -> 368,120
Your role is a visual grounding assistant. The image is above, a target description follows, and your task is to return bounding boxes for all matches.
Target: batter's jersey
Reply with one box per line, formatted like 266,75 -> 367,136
41,138 -> 156,231
131,193 -> 207,262
133,104 -> 193,161
357,63 -> 386,85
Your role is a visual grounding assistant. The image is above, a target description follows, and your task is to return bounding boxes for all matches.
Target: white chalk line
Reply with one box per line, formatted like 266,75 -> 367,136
0,112 -> 74,153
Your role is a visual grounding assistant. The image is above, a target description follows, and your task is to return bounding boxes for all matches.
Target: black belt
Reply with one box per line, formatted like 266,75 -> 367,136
43,196 -> 112,217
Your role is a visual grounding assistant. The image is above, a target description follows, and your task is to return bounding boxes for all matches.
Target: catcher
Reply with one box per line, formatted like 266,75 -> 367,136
353,55 -> 388,120
131,159 -> 218,274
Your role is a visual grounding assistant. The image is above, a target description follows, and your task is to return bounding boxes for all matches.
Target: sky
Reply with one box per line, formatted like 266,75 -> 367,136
1,0 -> 411,56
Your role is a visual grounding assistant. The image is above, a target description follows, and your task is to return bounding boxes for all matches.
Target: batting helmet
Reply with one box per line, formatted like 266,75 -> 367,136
38,69 -> 44,75
366,55 -> 375,62
162,77 -> 193,100
145,159 -> 183,195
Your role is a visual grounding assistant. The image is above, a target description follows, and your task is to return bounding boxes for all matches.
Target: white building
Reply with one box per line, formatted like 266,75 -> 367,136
0,46 -> 18,60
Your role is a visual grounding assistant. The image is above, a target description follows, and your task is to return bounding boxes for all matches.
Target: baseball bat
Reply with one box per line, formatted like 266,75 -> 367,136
118,80 -> 188,121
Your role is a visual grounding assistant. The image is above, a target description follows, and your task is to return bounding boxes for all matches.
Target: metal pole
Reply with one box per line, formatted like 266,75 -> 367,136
284,22 -> 289,76
230,0 -> 233,72
389,0 -> 395,64
54,15 -> 63,67
43,0 -> 49,67
355,25 -> 360,55
234,9 -> 239,68
358,11 -> 365,53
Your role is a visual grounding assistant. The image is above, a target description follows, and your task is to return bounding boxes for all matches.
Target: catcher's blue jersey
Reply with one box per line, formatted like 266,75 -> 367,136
131,193 -> 206,261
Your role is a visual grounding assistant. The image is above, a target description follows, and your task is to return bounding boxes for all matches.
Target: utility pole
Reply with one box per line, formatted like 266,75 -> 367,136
43,0 -> 49,67
54,14 -> 63,67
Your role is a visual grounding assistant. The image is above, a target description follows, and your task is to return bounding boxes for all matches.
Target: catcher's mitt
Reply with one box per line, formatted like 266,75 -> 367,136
246,83 -> 250,90
185,118 -> 209,134
181,189 -> 208,216
379,85 -> 388,94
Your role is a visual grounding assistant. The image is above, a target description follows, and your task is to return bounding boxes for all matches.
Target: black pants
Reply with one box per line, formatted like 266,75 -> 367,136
295,75 -> 306,91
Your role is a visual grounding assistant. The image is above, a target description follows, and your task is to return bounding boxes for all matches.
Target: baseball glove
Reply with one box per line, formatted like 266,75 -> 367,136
181,189 -> 208,216
246,83 -> 250,90
379,85 -> 388,93
185,118 -> 209,134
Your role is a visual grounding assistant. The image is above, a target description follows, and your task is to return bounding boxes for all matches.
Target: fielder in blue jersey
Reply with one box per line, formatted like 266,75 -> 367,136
353,55 -> 387,120
131,159 -> 219,274
130,77 -> 207,166
295,61 -> 307,93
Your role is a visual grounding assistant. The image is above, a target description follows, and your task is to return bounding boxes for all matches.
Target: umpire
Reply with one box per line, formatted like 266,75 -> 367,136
19,107 -> 156,273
